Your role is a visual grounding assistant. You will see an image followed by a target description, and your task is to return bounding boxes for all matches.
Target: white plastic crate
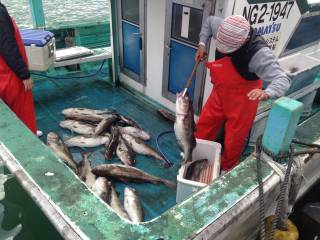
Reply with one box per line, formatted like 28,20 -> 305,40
25,39 -> 55,71
176,139 -> 221,203
21,29 -> 55,72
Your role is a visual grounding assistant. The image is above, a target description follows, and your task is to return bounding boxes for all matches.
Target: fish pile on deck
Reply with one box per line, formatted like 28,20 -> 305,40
46,108 -> 175,222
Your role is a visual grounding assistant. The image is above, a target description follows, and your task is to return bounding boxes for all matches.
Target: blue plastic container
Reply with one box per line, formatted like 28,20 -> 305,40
20,29 -> 54,47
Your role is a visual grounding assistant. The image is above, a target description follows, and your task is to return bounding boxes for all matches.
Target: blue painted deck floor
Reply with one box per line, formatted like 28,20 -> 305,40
33,75 -> 181,221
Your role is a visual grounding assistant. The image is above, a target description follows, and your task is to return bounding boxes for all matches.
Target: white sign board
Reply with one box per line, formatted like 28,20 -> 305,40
181,6 -> 191,38
233,0 -> 302,56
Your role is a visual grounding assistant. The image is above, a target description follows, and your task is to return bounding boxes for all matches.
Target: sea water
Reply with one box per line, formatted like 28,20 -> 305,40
2,0 -> 109,28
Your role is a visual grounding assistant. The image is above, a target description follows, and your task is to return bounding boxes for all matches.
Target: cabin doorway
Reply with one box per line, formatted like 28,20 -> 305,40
162,0 -> 213,113
117,0 -> 146,85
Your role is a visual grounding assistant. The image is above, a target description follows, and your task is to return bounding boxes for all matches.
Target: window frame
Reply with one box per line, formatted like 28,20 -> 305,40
281,11 -> 320,57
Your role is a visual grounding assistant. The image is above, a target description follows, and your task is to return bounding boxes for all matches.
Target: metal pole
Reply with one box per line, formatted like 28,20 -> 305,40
28,0 -> 46,28
109,0 -> 120,86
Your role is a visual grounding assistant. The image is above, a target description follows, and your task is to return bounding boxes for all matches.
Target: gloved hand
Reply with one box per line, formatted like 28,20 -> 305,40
247,89 -> 269,101
195,45 -> 206,62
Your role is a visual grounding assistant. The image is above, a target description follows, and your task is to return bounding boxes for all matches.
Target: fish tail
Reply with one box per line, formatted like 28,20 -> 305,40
153,153 -> 172,168
80,151 -> 92,160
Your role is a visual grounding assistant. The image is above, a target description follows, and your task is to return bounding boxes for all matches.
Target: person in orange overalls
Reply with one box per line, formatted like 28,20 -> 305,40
195,15 -> 291,172
0,2 -> 37,134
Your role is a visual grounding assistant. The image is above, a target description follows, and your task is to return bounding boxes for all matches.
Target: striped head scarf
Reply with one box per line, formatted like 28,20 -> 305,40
216,15 -> 250,54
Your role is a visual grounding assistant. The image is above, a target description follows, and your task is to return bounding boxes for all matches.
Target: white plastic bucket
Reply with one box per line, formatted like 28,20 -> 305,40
176,139 -> 221,203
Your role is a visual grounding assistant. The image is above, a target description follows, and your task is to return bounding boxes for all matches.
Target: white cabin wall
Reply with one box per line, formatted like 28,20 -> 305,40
119,0 -> 176,112
201,0 -> 235,107
144,0 -> 176,111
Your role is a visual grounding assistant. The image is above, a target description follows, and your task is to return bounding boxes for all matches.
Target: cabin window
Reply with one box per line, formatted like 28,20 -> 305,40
284,14 -> 320,53
171,3 -> 203,46
121,0 -> 140,25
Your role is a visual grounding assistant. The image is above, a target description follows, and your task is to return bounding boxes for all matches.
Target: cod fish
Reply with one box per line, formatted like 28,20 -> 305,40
185,159 -> 209,182
60,120 -> 95,135
92,177 -> 111,204
63,108 -> 114,116
119,126 -> 151,141
78,153 -> 96,188
121,133 -> 168,168
119,115 -> 141,129
62,108 -> 116,123
94,115 -> 118,136
65,134 -> 111,148
174,92 -> 196,163
124,187 -> 144,223
92,164 -> 175,188
116,136 -> 135,166
110,185 -> 130,220
105,126 -> 120,160
47,132 -> 78,172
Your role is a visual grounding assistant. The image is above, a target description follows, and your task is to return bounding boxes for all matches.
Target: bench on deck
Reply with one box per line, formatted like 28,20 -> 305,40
53,46 -> 112,68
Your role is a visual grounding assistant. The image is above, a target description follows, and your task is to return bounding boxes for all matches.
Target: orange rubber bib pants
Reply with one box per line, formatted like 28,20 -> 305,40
0,18 -> 36,134
195,57 -> 262,171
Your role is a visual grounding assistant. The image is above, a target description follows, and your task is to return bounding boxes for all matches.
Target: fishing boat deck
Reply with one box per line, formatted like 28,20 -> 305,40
33,73 -> 181,221
1,79 -> 320,238
0,70 -> 278,239
0,97 -> 275,239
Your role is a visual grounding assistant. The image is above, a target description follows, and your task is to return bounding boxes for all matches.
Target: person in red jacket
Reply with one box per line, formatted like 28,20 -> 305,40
0,2 -> 38,135
194,15 -> 290,172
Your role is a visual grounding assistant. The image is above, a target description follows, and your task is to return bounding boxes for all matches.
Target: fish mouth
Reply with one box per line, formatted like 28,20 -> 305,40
46,133 -> 60,144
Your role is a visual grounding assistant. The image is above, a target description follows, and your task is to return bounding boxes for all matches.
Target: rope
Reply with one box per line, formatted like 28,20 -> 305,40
255,136 -> 320,239
269,145 -> 294,238
256,136 -> 266,240
32,59 -> 107,80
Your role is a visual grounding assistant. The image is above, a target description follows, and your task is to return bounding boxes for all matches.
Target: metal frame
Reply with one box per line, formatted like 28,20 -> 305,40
28,0 -> 46,28
117,0 -> 147,85
162,0 -> 213,113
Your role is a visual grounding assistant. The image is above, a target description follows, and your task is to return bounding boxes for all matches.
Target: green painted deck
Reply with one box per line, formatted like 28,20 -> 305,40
0,75 -> 277,239
33,74 -> 180,222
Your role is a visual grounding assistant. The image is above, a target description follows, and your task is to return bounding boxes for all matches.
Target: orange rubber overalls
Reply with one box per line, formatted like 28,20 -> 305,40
195,57 -> 262,171
0,18 -> 37,134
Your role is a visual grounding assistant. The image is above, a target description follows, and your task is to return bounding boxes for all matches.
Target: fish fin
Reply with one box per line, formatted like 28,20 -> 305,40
80,151 -> 92,161
157,109 -> 176,122
161,179 -> 176,188
118,178 -> 130,184
104,152 -> 113,160
162,161 -> 171,168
